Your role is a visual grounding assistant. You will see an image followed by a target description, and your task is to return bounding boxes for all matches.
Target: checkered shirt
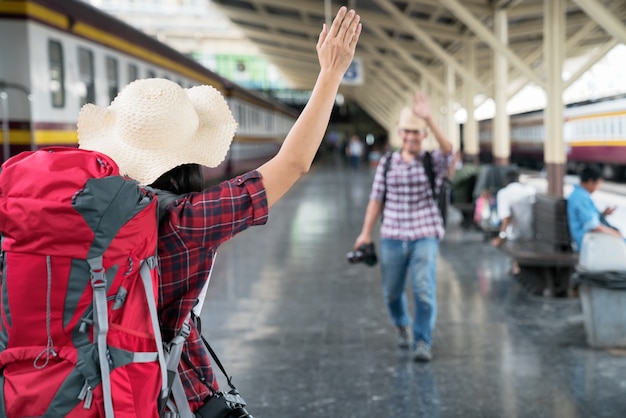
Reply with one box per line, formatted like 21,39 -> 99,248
158,170 -> 268,411
371,150 -> 453,241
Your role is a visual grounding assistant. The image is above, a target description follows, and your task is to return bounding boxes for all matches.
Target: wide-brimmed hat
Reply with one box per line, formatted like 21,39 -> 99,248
78,78 -> 237,185
397,106 -> 427,131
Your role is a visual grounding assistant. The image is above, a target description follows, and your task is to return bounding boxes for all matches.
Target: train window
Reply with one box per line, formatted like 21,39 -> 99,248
128,64 -> 139,84
251,109 -> 261,130
146,69 -> 156,78
78,47 -> 95,106
106,56 -> 119,103
48,40 -> 65,108
231,102 -> 240,122
265,112 -> 273,132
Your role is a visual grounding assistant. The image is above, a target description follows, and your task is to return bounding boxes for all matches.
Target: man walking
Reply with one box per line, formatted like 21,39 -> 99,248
353,92 -> 453,362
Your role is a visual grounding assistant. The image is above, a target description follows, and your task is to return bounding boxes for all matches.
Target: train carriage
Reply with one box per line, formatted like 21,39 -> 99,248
478,95 -> 626,180
0,0 -> 297,180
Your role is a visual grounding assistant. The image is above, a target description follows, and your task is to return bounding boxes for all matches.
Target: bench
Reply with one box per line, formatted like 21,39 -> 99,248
500,193 -> 579,297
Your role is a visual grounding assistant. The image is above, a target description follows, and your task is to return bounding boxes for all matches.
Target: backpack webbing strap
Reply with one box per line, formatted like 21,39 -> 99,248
162,313 -> 194,418
163,254 -> 218,417
86,256 -> 114,418
153,188 -> 195,418
0,373 -> 6,416
0,234 -> 5,286
168,373 -> 194,418
140,258 -> 169,401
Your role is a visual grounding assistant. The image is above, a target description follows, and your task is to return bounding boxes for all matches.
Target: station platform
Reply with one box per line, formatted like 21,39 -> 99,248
200,155 -> 626,418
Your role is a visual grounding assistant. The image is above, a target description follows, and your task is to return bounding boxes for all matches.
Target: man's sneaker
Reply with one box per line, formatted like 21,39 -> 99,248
397,326 -> 410,349
412,341 -> 432,362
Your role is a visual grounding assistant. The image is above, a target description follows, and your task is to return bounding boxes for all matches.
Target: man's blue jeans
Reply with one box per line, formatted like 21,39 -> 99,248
380,237 -> 439,346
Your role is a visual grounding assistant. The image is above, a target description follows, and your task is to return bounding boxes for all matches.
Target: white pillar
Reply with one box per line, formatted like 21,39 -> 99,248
544,0 -> 566,196
463,39 -> 479,161
446,65 -> 459,151
492,9 -> 509,165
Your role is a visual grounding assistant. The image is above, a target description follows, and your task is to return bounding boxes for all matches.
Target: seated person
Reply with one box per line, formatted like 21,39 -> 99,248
491,169 -> 536,247
491,170 -> 536,275
567,165 -> 622,252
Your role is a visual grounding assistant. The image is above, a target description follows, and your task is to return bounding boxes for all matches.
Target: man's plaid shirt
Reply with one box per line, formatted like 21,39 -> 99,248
157,170 -> 268,411
371,150 -> 453,241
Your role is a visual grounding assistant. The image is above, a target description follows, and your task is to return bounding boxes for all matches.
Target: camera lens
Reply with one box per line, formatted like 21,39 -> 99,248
346,243 -> 377,266
346,250 -> 364,263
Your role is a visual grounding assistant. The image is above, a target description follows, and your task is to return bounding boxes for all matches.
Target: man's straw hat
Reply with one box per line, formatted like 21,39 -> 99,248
78,78 -> 237,185
397,106 -> 427,131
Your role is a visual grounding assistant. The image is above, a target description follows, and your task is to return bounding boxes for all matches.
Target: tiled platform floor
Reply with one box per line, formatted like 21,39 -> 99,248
200,156 -> 626,418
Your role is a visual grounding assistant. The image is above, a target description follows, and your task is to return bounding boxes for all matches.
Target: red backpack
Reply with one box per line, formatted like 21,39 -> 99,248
0,147 -> 167,417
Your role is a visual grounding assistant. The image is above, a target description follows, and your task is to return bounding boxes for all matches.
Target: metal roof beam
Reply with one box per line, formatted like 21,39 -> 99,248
571,0 -> 626,45
438,0 -> 544,88
372,0 -> 487,95
366,24 -> 449,96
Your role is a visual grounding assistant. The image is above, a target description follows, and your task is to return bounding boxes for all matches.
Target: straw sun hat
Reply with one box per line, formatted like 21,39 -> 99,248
397,106 -> 427,131
78,78 -> 237,185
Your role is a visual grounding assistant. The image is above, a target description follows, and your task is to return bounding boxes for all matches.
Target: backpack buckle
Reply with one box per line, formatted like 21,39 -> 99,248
90,268 -> 106,288
146,256 -> 158,270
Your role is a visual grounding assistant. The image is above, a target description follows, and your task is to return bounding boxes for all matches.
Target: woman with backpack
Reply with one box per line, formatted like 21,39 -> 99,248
77,6 -> 361,416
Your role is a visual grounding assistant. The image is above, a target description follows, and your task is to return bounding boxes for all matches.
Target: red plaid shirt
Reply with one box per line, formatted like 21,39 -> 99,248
157,170 -> 268,411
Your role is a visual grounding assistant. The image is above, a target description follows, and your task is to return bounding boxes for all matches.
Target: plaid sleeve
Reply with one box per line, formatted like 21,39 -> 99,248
163,170 -> 268,249
370,152 -> 390,202
157,170 -> 268,338
431,149 -> 454,177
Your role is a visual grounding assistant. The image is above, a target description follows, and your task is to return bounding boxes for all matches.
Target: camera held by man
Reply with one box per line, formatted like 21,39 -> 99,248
346,242 -> 378,266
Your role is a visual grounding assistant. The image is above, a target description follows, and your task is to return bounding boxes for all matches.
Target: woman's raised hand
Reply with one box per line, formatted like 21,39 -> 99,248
316,6 -> 362,79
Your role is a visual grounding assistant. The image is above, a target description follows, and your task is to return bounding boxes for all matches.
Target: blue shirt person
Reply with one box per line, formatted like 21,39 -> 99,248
567,165 -> 622,251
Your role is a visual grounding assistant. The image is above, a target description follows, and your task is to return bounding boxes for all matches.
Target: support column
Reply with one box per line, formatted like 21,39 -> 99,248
463,39 -> 479,164
325,0 -> 332,26
544,0 -> 566,196
446,65 -> 459,151
492,9 -> 509,166
423,81 -> 439,151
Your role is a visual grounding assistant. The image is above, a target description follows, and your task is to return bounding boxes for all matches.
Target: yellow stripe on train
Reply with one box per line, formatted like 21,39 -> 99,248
0,130 -> 78,146
1,129 -> 284,146
0,2 -> 69,30
568,140 -> 626,146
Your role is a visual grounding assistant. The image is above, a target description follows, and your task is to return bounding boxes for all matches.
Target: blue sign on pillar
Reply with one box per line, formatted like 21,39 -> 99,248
342,57 -> 363,85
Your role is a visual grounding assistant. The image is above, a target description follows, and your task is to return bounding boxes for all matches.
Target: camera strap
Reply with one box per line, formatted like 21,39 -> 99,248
183,315 -> 237,392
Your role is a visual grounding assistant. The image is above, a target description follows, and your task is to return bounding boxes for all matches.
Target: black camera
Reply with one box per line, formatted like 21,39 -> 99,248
196,388 -> 253,418
346,243 -> 377,266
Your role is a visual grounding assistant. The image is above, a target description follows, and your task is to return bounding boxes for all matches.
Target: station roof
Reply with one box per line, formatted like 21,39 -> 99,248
212,0 -> 626,130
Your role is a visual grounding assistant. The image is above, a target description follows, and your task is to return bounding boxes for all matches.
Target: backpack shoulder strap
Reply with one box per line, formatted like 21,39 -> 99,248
381,152 -> 393,209
423,151 -> 437,199
149,188 -> 196,418
149,188 -> 182,223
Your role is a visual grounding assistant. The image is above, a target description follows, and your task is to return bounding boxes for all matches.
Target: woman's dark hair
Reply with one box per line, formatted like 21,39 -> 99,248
149,163 -> 205,194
